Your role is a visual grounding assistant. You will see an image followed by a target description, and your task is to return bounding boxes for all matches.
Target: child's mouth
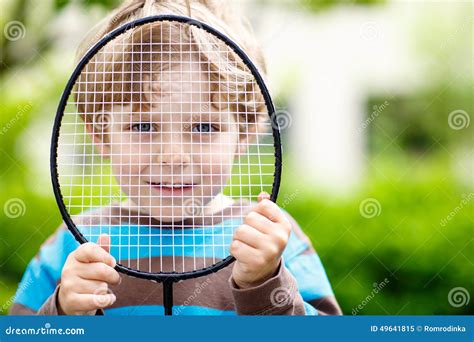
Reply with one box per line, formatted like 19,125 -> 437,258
146,181 -> 195,195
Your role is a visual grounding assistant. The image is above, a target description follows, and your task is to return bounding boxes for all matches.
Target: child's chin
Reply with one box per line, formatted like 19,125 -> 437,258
149,209 -> 196,224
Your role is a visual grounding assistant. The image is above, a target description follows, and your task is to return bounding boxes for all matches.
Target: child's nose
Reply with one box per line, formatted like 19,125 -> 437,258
157,142 -> 191,166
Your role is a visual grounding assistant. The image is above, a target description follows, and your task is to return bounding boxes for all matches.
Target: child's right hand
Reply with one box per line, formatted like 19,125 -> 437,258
57,234 -> 120,315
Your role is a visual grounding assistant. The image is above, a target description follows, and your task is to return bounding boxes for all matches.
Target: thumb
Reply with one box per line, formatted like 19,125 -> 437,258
257,191 -> 271,203
97,234 -> 111,254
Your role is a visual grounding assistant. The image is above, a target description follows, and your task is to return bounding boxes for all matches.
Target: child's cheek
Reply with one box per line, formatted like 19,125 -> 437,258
109,134 -> 147,192
201,142 -> 236,191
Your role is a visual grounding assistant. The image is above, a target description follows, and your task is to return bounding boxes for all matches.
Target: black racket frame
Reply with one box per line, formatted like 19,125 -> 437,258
50,15 -> 282,315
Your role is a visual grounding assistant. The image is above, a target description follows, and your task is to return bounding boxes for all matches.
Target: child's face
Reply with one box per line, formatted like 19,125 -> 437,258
93,61 -> 245,222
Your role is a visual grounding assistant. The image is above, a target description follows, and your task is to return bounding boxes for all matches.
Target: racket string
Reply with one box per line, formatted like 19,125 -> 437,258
58,19 -> 275,274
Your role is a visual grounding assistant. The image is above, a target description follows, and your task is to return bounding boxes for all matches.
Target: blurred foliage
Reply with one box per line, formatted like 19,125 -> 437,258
0,0 -> 120,74
301,0 -> 385,12
281,157 -> 473,315
367,85 -> 473,159
0,0 -> 385,73
367,18 -> 472,156
53,0 -> 120,10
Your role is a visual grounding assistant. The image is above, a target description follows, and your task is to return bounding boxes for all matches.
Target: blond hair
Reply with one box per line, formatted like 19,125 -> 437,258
75,0 -> 268,134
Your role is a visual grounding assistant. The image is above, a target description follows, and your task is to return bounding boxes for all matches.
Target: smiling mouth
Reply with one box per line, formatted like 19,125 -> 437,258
145,181 -> 196,193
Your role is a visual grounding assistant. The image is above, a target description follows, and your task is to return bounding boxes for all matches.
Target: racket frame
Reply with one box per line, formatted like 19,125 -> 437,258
51,14 -> 282,285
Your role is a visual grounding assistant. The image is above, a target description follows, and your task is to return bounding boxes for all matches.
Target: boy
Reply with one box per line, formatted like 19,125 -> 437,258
9,0 -> 342,316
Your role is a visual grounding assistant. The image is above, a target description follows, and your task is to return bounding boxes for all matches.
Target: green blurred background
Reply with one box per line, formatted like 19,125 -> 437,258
0,0 -> 472,315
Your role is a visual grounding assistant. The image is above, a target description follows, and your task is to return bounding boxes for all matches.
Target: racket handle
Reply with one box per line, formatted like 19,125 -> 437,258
163,280 -> 174,316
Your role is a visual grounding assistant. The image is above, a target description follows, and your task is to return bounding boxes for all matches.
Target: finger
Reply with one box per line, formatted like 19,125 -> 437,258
253,199 -> 285,223
69,278 -> 109,295
230,239 -> 261,265
76,262 -> 121,285
71,293 -> 116,312
258,191 -> 271,202
243,211 -> 275,234
233,224 -> 268,249
97,234 -> 111,254
97,234 -> 116,266
75,242 -> 116,267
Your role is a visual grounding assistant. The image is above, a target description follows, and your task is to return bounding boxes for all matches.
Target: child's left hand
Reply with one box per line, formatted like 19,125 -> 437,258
230,192 -> 292,289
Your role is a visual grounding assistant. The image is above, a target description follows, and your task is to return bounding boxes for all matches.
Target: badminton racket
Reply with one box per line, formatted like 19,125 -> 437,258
50,14 -> 282,315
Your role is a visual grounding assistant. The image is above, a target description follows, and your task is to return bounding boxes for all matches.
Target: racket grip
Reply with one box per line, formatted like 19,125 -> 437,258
163,280 -> 174,316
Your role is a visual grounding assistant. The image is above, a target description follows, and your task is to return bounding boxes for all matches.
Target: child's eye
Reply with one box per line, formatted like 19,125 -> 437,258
131,123 -> 154,132
192,123 -> 217,133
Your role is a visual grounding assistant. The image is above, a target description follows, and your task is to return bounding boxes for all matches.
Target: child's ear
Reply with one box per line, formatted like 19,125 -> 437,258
85,123 -> 111,156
